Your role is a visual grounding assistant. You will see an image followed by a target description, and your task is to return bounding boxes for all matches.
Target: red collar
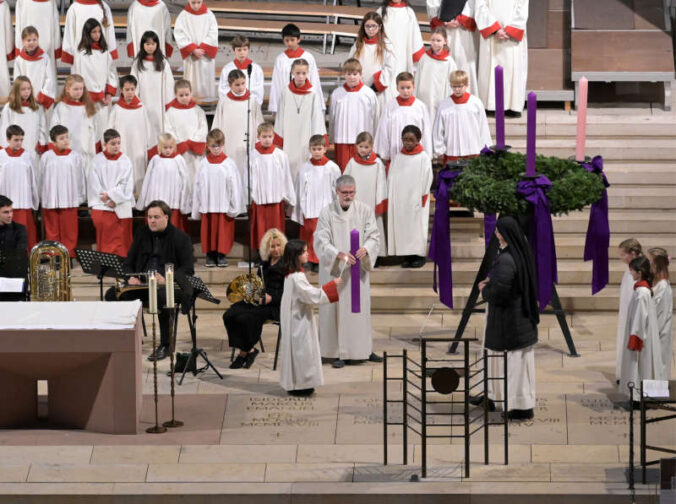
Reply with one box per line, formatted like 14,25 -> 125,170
75,0 -> 100,4
227,90 -> 250,101
388,1 -> 406,6
289,80 -> 312,94
634,280 -> 650,290
426,48 -> 450,61
284,47 -> 304,58
364,35 -> 379,45
62,96 -> 84,106
166,98 -> 196,110
285,267 -> 305,277
160,151 -> 178,158
207,152 -> 226,163
51,146 -> 72,156
103,150 -> 122,160
343,82 -> 364,92
255,142 -> 276,154
138,0 -> 159,5
21,101 -> 32,107
396,96 -> 415,106
20,47 -> 44,61
401,144 -> 423,155
310,156 -> 329,166
91,42 -> 104,51
117,95 -> 142,109
233,58 -> 252,70
144,56 -> 155,61
184,3 -> 207,14
451,92 -> 470,104
353,152 -> 377,165
5,148 -> 25,157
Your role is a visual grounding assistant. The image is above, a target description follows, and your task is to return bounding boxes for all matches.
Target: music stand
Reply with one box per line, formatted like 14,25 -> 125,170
0,249 -> 29,301
75,249 -> 125,300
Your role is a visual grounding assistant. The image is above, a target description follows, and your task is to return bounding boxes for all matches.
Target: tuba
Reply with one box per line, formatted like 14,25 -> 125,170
226,272 -> 265,305
29,241 -> 72,301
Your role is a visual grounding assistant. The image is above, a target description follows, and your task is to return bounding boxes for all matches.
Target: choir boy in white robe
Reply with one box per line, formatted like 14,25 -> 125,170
38,125 -> 86,258
14,0 -> 62,69
475,0 -> 528,114
387,125 -> 433,268
374,72 -> 432,165
248,122 -> 296,249
0,125 -> 39,249
126,0 -> 174,59
164,79 -> 208,184
433,70 -> 491,163
376,0 -> 425,77
173,0 -> 218,101
648,247 -> 673,379
293,135 -> 341,270
343,132 -> 388,257
61,0 -> 118,65
415,28 -> 458,121
212,69 -> 264,195
268,23 -> 325,113
14,27 -> 57,110
0,0 -> 14,103
218,36 -> 265,106
191,129 -> 243,268
0,77 -> 49,155
136,133 -> 192,233
280,239 -> 341,395
329,58 -> 379,172
616,238 -> 643,381
314,174 -> 382,368
88,129 -> 135,257
274,59 -> 327,182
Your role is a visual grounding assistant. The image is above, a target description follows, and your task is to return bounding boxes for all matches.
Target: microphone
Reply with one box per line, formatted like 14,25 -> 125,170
247,63 -> 252,77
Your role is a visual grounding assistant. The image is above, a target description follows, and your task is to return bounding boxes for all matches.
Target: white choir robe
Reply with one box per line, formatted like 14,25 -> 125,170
274,83 -> 327,182
14,0 -> 62,67
292,158 -> 341,225
130,58 -> 174,141
218,60 -> 265,106
487,345 -> 536,410
329,83 -> 379,146
280,273 -> 339,391
376,4 -> 425,76
212,89 -> 264,195
348,37 -> 397,114
343,154 -> 388,257
73,47 -> 118,134
191,154 -> 242,220
0,1 -> 13,101
0,148 -> 39,210
433,93 -> 492,158
106,97 -> 154,194
173,6 -> 218,100
616,268 -> 634,380
314,199 -> 380,360
61,0 -> 118,64
136,153 -> 192,214
620,284 -> 664,400
268,48 -> 325,113
38,149 -> 86,208
13,49 -> 57,109
249,145 -> 296,207
126,1 -> 174,59
87,152 -> 135,218
475,0 -> 528,112
387,147 -> 433,256
653,279 -> 673,379
374,96 -> 432,161
0,103 -> 48,154
415,49 -> 458,121
50,100 -> 100,174
164,100 -> 208,184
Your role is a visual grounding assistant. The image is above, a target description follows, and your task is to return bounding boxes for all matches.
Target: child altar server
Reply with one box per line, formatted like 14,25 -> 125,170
14,0 -> 62,68
616,238 -> 643,381
249,122 -> 296,248
126,0 -> 174,59
648,247 -> 673,379
376,0 -> 424,76
136,133 -> 192,232
0,125 -> 39,249
0,77 -> 48,155
0,0 -> 13,103
280,239 -> 341,396
38,125 -> 86,257
268,23 -> 324,113
107,75 -> 154,194
62,0 -> 118,64
14,26 -> 57,110
88,128 -> 135,257
329,58 -> 379,172
192,129 -> 242,268
218,36 -> 264,106
387,125 -> 432,268
293,135 -> 341,270
173,0 -> 218,101
274,59 -> 327,182
415,27 -> 458,121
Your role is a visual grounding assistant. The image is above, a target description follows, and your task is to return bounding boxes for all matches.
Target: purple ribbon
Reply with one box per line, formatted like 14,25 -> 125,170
582,156 -> 610,294
478,147 -> 498,249
517,175 -> 558,311
429,169 -> 462,308
350,228 -> 360,313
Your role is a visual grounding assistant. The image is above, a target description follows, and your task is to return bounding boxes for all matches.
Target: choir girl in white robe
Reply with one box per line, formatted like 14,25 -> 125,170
173,0 -> 218,101
475,0 -> 528,113
0,0 -> 13,103
88,128 -> 135,257
14,0 -> 62,68
280,239 -> 341,396
126,0 -> 174,59
268,23 -> 325,113
218,36 -> 265,106
648,247 -> 673,379
0,77 -> 48,155
0,124 -> 39,249
14,27 -> 57,110
274,59 -> 327,182
376,0 -> 425,76
415,28 -> 458,121
387,125 -> 433,268
130,30 -> 175,142
62,0 -> 118,64
616,238 -> 643,381
329,58 -> 379,171
136,133 -> 192,233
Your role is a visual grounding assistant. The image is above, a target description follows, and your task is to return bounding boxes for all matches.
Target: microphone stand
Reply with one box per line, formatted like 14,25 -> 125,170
246,63 -> 253,277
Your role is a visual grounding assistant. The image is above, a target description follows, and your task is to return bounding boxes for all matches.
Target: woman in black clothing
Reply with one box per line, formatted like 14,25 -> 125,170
224,228 -> 287,369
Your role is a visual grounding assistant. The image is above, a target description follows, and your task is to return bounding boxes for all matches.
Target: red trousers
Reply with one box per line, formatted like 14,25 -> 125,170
200,212 -> 235,254
299,217 -> 319,263
12,209 -> 38,251
42,208 -> 78,257
250,201 -> 285,249
90,209 -> 133,257
170,211 -> 189,233
334,144 -> 356,173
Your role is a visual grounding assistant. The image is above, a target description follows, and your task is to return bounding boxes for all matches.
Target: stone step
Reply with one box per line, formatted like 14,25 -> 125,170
506,138 -> 676,161
606,187 -> 676,209
554,209 -> 676,234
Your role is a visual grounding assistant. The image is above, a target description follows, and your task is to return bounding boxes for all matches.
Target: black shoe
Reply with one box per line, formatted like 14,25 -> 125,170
288,388 -> 315,396
506,408 -> 534,420
505,110 -> 522,118
368,352 -> 383,363
243,348 -> 259,369
205,253 -> 216,268
148,344 -> 169,361
469,396 -> 496,412
409,256 -> 426,268
332,359 -> 345,368
217,254 -> 228,268
230,354 -> 246,369
401,257 -> 412,268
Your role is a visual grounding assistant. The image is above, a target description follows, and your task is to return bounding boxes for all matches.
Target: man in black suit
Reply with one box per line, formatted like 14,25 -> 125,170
0,195 -> 27,254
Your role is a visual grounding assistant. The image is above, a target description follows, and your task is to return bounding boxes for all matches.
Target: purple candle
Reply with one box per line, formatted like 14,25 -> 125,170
350,228 -> 360,313
494,65 -> 505,149
526,91 -> 537,176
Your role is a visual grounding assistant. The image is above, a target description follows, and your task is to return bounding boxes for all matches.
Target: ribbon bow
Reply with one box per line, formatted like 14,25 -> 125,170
582,156 -> 610,294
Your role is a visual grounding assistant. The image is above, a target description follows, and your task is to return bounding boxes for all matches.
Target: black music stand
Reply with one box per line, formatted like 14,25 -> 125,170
75,249 -> 125,301
0,249 -> 29,301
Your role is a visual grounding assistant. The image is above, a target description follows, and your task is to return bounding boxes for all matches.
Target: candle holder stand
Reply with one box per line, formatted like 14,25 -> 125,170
146,312 -> 167,434
569,155 -> 592,164
163,305 -> 183,428
488,145 -> 511,153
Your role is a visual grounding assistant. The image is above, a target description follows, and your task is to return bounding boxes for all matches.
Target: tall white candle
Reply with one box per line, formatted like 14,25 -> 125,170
148,271 -> 158,314
165,263 -> 175,307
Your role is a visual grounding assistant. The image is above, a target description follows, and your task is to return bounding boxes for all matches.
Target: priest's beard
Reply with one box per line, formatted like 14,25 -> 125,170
340,202 -> 351,211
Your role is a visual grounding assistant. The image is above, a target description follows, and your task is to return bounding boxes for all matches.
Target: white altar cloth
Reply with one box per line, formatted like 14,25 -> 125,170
0,301 -> 142,330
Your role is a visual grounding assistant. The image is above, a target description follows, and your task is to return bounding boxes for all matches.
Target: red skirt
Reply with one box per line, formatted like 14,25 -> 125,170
90,209 -> 133,257
42,207 -> 78,257
12,208 -> 38,251
170,211 -> 189,233
200,212 -> 235,254
250,201 -> 285,249
334,144 -> 356,173
299,217 -> 319,263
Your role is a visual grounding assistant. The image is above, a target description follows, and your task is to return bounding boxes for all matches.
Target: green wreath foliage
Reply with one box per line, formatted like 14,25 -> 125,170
449,152 -> 606,216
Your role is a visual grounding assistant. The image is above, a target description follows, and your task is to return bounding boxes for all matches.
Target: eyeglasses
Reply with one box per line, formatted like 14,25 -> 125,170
364,23 -> 379,30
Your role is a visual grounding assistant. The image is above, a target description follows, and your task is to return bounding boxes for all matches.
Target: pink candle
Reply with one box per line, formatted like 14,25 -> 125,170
575,77 -> 588,162
526,92 -> 537,177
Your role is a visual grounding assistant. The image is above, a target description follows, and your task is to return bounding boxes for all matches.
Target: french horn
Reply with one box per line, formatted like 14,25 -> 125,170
29,240 -> 72,301
226,272 -> 265,305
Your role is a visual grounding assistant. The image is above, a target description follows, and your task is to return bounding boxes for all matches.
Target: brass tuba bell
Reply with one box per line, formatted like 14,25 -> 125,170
226,273 -> 265,305
29,240 -> 72,301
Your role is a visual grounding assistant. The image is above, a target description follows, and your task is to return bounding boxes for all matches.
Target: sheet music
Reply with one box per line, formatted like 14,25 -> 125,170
0,277 -> 24,293
642,379 -> 670,398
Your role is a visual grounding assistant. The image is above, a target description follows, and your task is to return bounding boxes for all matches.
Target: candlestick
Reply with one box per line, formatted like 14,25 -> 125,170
575,77 -> 588,162
165,263 -> 174,307
350,229 -> 360,313
526,91 -> 537,177
148,271 -> 158,314
494,65 -> 505,149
